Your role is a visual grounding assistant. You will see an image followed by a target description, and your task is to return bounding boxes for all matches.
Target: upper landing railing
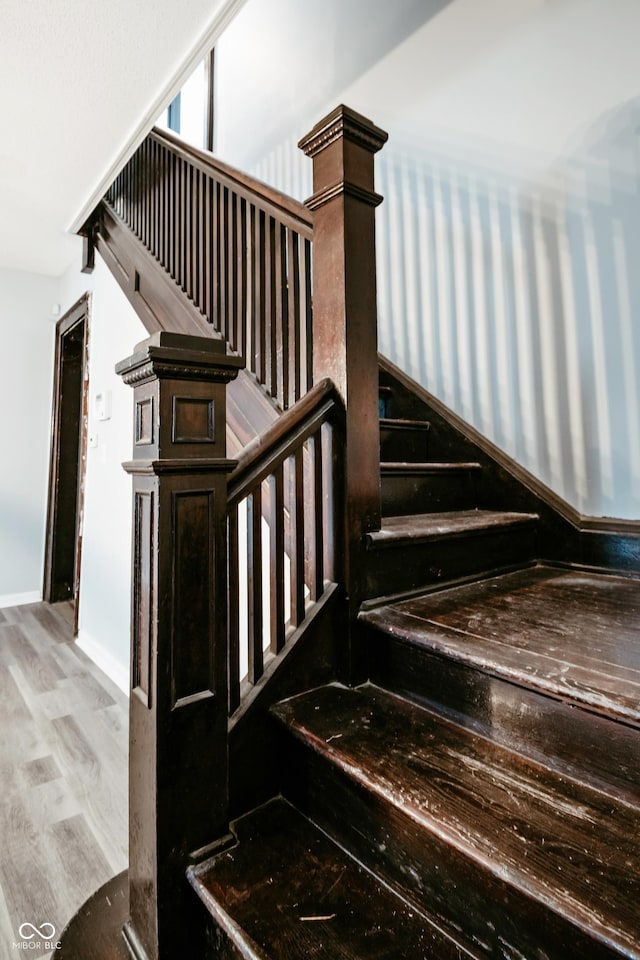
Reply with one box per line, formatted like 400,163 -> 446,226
107,129 -> 313,411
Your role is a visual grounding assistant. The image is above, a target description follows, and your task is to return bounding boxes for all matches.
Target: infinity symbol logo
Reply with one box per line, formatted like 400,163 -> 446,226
18,922 -> 56,939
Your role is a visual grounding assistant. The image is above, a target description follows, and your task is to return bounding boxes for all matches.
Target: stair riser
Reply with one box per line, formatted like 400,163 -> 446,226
365,628 -> 640,805
380,427 -> 430,462
364,527 -> 537,598
280,735 -> 626,960
381,471 -> 478,515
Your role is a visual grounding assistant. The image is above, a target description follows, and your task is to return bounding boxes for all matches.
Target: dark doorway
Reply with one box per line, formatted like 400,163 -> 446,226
43,296 -> 89,626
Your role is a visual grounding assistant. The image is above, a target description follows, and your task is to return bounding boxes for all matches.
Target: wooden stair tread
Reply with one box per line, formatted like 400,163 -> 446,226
367,510 -> 538,547
360,565 -> 640,726
273,684 -> 640,957
380,418 -> 431,431
380,461 -> 481,474
189,798 -> 471,960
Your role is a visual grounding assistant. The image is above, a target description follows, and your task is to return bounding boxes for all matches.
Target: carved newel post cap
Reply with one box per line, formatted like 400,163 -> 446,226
115,331 -> 243,386
299,105 -> 389,212
298,104 -> 388,158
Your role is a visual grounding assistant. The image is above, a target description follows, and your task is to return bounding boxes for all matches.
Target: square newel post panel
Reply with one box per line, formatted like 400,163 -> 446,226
299,105 -> 388,611
116,332 -> 242,960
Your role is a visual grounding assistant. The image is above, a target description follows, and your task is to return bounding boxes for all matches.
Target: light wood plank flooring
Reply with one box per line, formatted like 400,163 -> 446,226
0,602 -> 128,960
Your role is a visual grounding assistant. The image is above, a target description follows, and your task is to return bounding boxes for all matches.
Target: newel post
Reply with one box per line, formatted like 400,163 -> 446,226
116,332 -> 241,960
299,105 -> 388,615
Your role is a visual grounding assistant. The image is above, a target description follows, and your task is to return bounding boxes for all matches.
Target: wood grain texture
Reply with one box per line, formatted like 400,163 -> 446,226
190,798 -> 476,960
0,602 -> 128,958
362,566 -> 640,726
274,683 -> 640,959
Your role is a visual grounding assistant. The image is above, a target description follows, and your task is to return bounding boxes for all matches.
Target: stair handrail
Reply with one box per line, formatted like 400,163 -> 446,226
226,378 -> 344,714
149,128 -> 314,237
229,377 -> 337,495
107,127 -> 314,410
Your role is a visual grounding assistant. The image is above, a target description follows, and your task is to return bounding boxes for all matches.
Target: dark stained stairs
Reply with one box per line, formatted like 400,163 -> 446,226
187,370 -> 640,959
190,798 -> 473,960
190,566 -> 640,958
369,365 -> 540,598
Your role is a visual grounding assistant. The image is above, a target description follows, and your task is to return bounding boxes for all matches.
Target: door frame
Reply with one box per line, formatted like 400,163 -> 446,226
43,294 -> 90,631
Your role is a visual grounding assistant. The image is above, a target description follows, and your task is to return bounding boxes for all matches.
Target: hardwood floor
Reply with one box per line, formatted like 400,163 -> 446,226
0,602 -> 128,960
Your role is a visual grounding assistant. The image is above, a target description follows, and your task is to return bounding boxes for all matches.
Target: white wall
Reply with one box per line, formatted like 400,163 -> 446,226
0,268 -> 59,605
212,0 -> 640,520
58,255 -> 146,691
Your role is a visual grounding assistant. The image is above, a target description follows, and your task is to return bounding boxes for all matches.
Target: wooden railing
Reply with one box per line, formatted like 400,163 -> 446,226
226,379 -> 343,715
108,105 -> 387,960
107,129 -> 313,410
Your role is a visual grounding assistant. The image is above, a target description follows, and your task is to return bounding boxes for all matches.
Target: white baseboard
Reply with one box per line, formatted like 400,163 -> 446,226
0,590 -> 41,609
76,629 -> 130,696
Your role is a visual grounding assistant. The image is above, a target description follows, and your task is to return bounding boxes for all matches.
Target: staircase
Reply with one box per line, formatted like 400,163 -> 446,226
75,104 -> 640,960
187,374 -> 640,959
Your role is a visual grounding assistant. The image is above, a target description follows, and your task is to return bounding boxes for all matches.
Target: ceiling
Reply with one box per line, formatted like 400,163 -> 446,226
1,0 -> 244,277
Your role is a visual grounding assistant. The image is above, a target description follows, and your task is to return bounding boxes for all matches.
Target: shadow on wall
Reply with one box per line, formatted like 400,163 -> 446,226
376,100 -> 640,521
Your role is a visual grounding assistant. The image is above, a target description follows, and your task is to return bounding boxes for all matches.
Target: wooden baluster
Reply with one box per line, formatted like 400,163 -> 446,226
143,145 -> 148,242
269,465 -> 285,653
288,232 -> 301,404
228,192 -> 237,350
249,204 -> 257,376
277,224 -> 289,409
153,141 -> 159,259
135,149 -> 141,237
189,165 -> 196,301
146,141 -> 152,249
124,161 -> 130,225
197,170 -> 205,312
247,484 -> 263,683
130,151 -> 135,232
123,167 -> 128,221
211,179 -> 219,332
289,447 -> 305,627
116,332 -> 241,960
266,217 -> 276,399
252,208 -> 262,384
129,152 -> 135,234
190,166 -> 195,300
299,106 -> 387,652
138,147 -> 143,241
168,152 -> 175,278
160,147 -> 166,268
311,429 -> 324,600
178,158 -> 185,290
300,237 -> 312,396
176,156 -> 183,285
271,220 -> 282,405
184,164 -> 192,300
322,420 -> 339,584
237,196 -> 247,358
142,142 -> 149,247
220,186 -> 228,340
228,504 -> 240,714
165,148 -> 171,274
136,147 -> 142,237
204,176 -> 212,325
